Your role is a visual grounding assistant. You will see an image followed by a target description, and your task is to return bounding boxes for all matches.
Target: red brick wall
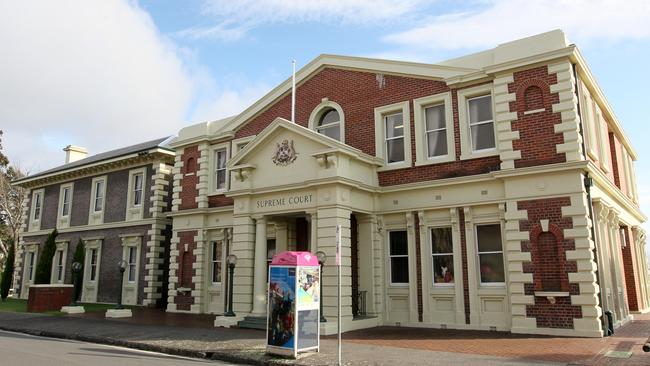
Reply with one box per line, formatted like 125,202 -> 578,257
620,227 -> 639,312
208,194 -> 234,208
179,146 -> 199,210
27,285 -> 73,312
518,197 -> 582,329
175,230 -> 197,311
509,66 -> 566,168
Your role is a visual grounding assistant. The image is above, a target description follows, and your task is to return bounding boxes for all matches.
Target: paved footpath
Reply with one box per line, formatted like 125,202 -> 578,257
0,310 -> 648,365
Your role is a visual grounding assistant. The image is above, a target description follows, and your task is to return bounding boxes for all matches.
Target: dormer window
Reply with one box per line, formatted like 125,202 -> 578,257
316,108 -> 341,141
309,100 -> 345,143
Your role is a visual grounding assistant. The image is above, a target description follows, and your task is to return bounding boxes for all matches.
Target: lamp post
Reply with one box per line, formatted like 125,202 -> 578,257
224,254 -> 238,317
316,250 -> 327,322
71,261 -> 82,306
116,260 -> 127,310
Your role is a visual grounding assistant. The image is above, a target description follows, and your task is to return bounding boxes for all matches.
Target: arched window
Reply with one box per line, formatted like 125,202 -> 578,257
309,100 -> 345,142
185,157 -> 196,174
316,108 -> 341,140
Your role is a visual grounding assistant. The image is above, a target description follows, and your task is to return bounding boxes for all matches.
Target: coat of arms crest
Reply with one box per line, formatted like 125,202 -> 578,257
272,139 -> 297,166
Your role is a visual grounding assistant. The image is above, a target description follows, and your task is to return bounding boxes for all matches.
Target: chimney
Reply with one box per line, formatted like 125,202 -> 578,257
63,145 -> 87,164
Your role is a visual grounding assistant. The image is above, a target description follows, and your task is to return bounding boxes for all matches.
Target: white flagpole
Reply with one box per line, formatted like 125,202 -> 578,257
335,224 -> 342,366
291,59 -> 296,123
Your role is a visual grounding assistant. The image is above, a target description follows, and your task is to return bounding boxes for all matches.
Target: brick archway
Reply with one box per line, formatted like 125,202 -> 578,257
529,223 -> 570,292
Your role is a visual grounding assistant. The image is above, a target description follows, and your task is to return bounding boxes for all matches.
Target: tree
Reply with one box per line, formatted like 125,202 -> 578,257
72,239 -> 85,301
0,130 -> 27,272
34,229 -> 58,284
0,240 -> 14,300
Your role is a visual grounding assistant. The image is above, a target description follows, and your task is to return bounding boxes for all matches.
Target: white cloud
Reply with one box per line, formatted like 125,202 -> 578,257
179,0 -> 427,40
383,0 -> 650,53
191,84 -> 272,123
0,0 -> 193,172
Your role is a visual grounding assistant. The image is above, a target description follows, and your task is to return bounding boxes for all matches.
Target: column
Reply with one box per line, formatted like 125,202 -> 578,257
232,216 -> 255,314
309,211 -> 318,253
357,214 -> 376,315
251,216 -> 268,315
275,220 -> 288,253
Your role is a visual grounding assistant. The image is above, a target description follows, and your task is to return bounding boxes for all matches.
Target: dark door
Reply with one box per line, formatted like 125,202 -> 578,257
295,217 -> 309,252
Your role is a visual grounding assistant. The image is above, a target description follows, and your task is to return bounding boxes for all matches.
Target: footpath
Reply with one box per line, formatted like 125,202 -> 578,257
0,310 -> 647,365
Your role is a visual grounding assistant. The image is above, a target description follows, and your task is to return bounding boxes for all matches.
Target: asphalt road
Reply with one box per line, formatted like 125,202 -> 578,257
0,330 -> 240,366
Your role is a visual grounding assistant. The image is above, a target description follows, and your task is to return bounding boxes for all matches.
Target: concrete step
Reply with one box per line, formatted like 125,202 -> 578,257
236,315 -> 267,330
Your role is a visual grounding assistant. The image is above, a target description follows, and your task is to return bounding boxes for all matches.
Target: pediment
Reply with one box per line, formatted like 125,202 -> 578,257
228,118 -> 380,192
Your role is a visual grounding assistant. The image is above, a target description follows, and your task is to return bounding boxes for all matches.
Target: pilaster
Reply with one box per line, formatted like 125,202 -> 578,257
549,60 -> 584,163
493,73 -> 521,169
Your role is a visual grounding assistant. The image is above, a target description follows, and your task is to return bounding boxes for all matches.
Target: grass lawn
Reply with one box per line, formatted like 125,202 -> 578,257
0,298 -> 136,315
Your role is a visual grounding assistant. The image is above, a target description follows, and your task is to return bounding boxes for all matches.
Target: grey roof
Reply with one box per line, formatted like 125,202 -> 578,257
15,136 -> 173,183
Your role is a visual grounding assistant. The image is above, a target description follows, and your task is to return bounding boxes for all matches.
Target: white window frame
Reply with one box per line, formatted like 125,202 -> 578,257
29,188 -> 44,231
88,247 -> 99,282
414,92 -> 455,165
457,84 -> 498,160
211,241 -> 223,285
430,226 -> 455,287
26,249 -> 37,283
125,167 -> 147,221
210,142 -> 230,194
57,183 -> 73,229
374,101 -> 412,171
127,246 -> 138,283
593,103 -> 611,173
50,241 -> 68,284
577,79 -> 599,160
308,100 -> 345,143
475,223 -> 505,286
88,176 -> 107,225
388,230 -> 410,286
120,235 -> 142,286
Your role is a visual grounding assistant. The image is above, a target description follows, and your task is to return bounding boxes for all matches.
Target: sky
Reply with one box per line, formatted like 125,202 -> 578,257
1,0 -> 649,226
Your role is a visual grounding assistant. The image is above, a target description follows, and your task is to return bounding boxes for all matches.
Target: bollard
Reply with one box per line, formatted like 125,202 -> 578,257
604,310 -> 614,336
643,341 -> 650,352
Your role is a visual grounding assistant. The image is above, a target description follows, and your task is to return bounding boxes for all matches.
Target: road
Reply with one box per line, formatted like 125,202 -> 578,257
0,330 -> 240,366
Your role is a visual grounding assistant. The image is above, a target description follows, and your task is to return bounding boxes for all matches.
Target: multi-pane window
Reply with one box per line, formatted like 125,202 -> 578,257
33,192 -> 42,220
89,249 -> 98,281
467,95 -> 495,152
389,231 -> 409,284
132,173 -> 143,206
127,246 -> 137,282
211,241 -> 223,284
27,252 -> 36,282
431,227 -> 454,285
214,149 -> 227,191
385,112 -> 405,164
425,104 -> 448,158
55,250 -> 64,282
476,224 -> 505,284
94,180 -> 105,212
316,108 -> 341,141
61,187 -> 71,216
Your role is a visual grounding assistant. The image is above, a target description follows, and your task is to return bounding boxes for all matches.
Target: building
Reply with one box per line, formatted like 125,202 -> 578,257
166,30 -> 648,338
13,30 -> 648,338
13,138 -> 174,307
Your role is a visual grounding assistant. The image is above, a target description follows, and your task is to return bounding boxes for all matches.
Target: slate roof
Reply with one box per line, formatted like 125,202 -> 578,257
14,136 -> 173,183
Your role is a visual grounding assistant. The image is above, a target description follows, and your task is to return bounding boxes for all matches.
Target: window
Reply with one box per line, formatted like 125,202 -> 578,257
389,231 -> 409,284
33,192 -> 42,220
425,104 -> 448,158
55,250 -> 64,282
214,148 -> 228,191
476,224 -> 505,284
266,239 -> 276,281
27,252 -> 36,282
375,101 -> 411,170
89,248 -> 98,281
61,186 -> 71,217
93,179 -> 105,212
385,112 -> 405,164
127,246 -> 137,282
431,227 -> 454,285
467,95 -> 495,152
132,173 -> 143,206
316,108 -> 341,141
211,241 -> 222,284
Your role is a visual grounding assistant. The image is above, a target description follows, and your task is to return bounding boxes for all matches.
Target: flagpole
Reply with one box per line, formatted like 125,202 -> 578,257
336,224 -> 342,366
291,59 -> 296,123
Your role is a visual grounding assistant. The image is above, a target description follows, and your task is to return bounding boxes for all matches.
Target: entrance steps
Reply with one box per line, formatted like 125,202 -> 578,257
237,315 -> 267,330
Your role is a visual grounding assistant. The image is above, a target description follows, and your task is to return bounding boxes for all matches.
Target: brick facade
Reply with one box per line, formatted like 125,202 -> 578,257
174,230 -> 197,311
208,194 -> 234,208
179,146 -> 200,210
621,227 -> 639,312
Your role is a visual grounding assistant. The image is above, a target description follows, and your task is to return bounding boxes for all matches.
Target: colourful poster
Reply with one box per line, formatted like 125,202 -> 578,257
297,267 -> 320,306
267,266 -> 296,349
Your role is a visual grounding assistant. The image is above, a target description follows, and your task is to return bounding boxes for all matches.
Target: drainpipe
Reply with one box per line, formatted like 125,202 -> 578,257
573,63 -> 608,336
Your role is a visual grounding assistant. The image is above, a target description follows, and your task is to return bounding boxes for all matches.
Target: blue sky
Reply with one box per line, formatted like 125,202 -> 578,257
1,0 -> 649,223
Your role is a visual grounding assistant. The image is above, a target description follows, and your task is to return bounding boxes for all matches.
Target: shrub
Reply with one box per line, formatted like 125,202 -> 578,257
0,240 -> 15,300
72,239 -> 85,301
34,229 -> 58,284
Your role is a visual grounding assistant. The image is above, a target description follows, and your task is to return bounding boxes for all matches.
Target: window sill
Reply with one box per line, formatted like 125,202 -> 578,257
534,291 -> 569,297
377,161 -> 411,172
414,155 -> 455,167
460,149 -> 498,161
